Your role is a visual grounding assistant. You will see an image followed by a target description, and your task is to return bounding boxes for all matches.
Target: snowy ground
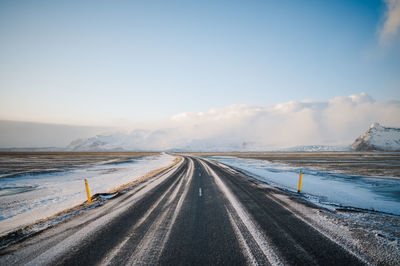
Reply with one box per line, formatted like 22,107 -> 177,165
207,156 -> 400,216
0,153 -> 175,235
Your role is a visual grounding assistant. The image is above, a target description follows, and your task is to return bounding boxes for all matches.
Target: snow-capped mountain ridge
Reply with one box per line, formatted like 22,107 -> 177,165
281,145 -> 351,152
351,123 -> 400,151
67,136 -> 125,151
67,122 -> 400,152
67,132 -> 146,151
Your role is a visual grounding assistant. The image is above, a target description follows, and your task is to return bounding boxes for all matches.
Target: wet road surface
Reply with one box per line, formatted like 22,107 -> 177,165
0,156 -> 365,265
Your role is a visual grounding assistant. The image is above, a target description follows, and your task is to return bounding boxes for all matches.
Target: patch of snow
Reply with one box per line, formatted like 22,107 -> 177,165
207,156 -> 400,216
0,153 -> 175,235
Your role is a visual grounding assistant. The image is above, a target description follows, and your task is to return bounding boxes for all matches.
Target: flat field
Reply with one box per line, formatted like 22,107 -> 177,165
0,152 -> 157,178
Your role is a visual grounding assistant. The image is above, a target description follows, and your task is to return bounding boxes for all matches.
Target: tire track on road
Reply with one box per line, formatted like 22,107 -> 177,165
203,158 -> 365,265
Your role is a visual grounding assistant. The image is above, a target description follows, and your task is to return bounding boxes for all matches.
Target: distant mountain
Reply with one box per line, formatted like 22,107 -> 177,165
66,130 -> 168,151
281,145 -> 351,152
66,134 -> 258,152
67,134 -> 135,151
66,122 -> 400,152
66,137 -> 125,152
0,147 -> 63,152
351,123 -> 400,151
66,133 -> 351,152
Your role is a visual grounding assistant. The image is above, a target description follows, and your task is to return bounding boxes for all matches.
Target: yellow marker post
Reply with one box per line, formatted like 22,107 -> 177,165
297,170 -> 302,193
84,179 -> 91,203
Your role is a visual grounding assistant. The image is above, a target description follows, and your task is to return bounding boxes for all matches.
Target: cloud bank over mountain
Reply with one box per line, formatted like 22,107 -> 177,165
66,93 -> 400,151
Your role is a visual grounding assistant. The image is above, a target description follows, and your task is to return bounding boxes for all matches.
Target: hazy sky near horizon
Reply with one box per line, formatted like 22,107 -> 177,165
2,93 -> 400,148
1,0 -> 400,127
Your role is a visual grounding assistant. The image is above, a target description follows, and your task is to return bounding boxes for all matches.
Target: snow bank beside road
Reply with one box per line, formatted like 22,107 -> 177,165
208,156 -> 400,216
0,153 -> 175,235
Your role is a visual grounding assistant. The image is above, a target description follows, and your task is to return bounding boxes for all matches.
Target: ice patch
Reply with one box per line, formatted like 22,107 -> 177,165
0,185 -> 37,197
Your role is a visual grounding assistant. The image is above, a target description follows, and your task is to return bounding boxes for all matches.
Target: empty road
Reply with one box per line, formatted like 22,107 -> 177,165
0,156 -> 365,265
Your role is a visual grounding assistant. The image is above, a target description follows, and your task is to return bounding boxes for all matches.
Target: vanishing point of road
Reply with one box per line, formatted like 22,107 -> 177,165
0,156 -> 365,265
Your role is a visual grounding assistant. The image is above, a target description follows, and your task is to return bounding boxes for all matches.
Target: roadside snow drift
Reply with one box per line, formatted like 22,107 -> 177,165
210,156 -> 400,216
0,153 -> 175,235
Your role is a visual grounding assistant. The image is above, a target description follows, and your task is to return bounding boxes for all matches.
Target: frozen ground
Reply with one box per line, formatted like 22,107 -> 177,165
0,153 -> 175,235
207,156 -> 400,216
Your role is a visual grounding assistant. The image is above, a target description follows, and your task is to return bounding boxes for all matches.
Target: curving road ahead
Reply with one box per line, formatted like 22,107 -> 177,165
0,156 -> 365,265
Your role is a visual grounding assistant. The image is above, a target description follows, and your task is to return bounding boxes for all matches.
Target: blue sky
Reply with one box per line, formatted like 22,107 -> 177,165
0,0 -> 399,126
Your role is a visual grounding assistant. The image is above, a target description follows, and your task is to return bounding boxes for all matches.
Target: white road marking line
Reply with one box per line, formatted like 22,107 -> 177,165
199,187 -> 202,197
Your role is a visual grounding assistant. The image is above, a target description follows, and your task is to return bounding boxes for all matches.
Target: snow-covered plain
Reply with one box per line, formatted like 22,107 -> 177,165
208,156 -> 400,216
0,153 -> 175,235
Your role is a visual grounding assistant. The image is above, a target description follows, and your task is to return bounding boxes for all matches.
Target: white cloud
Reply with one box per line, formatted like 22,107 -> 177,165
3,93 -> 400,150
163,93 -> 400,150
65,93 -> 400,151
379,0 -> 400,44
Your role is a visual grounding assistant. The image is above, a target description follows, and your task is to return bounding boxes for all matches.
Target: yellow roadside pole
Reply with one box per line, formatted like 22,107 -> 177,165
84,179 -> 91,203
297,170 -> 302,193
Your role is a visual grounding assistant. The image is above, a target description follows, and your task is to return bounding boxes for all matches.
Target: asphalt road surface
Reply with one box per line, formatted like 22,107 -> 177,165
0,156 -> 366,265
